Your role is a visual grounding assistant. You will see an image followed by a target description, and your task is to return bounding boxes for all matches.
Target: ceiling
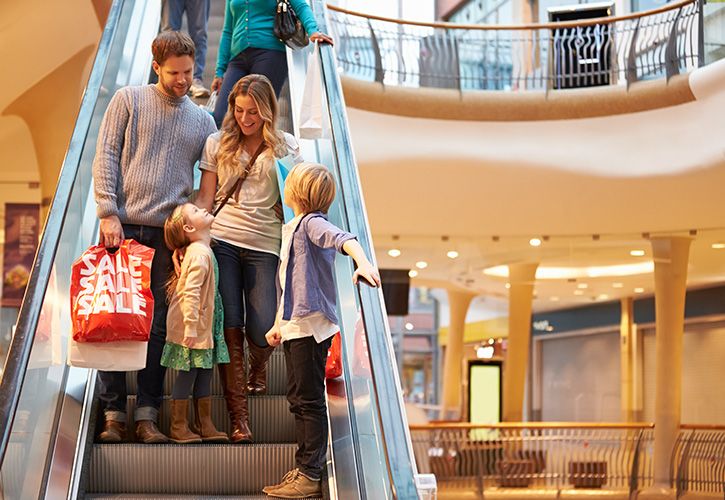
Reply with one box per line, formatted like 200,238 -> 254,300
345,61 -> 725,312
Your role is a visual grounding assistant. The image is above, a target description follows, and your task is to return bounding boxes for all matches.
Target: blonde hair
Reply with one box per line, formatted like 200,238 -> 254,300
217,75 -> 286,180
286,163 -> 337,214
163,204 -> 192,301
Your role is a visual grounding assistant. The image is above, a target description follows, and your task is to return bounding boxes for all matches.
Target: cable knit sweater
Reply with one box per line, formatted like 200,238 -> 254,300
92,85 -> 216,227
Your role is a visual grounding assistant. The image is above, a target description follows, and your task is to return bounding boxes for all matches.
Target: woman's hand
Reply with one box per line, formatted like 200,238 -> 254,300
310,32 -> 334,45
211,76 -> 223,92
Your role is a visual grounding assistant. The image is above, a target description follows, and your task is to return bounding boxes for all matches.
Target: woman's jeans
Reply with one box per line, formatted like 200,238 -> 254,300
97,224 -> 172,423
212,239 -> 279,347
213,47 -> 288,127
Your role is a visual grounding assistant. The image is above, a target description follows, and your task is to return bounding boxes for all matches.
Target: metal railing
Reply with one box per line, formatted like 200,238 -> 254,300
409,423 -> 655,494
672,425 -> 725,496
328,0 -> 702,91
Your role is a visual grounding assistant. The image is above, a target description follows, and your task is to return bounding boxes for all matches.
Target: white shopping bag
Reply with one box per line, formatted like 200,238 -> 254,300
69,339 -> 148,371
202,90 -> 217,115
299,43 -> 330,139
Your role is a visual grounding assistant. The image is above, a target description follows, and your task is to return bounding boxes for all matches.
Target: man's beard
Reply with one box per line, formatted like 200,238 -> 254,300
161,79 -> 189,97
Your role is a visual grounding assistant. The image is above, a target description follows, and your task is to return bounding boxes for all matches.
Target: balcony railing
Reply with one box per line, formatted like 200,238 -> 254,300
409,422 -> 655,494
328,0 -> 702,91
672,425 -> 725,496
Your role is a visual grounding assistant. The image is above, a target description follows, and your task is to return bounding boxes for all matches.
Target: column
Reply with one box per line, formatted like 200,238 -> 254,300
620,297 -> 634,422
642,236 -> 691,499
502,262 -> 538,422
440,289 -> 475,420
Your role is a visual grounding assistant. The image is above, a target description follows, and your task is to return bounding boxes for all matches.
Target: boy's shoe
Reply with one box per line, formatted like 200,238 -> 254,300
266,469 -> 321,498
190,79 -> 210,98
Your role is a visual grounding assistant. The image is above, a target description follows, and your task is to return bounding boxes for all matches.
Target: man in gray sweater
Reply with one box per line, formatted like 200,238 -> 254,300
92,31 -> 216,443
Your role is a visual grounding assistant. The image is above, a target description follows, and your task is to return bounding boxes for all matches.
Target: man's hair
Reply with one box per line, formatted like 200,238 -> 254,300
152,31 -> 195,65
286,163 -> 337,214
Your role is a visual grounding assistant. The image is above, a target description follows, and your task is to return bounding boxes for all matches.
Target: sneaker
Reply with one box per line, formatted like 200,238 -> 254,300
190,78 -> 210,98
263,468 -> 298,494
267,469 -> 321,498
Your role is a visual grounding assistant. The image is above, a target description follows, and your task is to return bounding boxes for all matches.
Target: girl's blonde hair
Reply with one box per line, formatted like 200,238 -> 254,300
163,204 -> 191,301
217,75 -> 286,180
286,163 -> 336,214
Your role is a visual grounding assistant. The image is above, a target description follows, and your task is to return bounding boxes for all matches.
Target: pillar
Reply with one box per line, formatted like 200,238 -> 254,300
502,262 -> 538,422
643,236 -> 691,498
620,297 -> 634,422
440,289 -> 475,420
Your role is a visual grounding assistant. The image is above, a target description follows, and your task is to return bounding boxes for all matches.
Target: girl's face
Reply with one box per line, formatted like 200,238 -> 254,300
234,94 -> 263,138
182,203 -> 213,232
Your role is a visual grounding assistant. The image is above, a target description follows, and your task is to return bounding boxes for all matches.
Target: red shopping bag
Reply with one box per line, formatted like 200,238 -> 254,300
325,332 -> 342,379
70,239 -> 155,343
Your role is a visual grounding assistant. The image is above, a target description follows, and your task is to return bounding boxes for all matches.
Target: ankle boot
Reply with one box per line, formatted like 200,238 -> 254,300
247,339 -> 274,395
218,327 -> 253,443
169,399 -> 202,444
194,397 -> 229,443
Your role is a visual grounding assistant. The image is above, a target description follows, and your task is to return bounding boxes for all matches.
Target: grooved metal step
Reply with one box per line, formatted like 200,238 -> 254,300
86,496 -> 291,499
124,348 -> 287,396
88,444 -> 299,495
114,395 -> 294,443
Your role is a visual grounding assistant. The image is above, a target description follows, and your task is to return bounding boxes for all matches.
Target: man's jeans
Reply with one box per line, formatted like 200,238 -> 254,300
161,0 -> 210,81
97,224 -> 172,422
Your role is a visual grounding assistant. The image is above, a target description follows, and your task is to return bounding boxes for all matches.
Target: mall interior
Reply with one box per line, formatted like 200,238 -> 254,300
0,0 -> 723,498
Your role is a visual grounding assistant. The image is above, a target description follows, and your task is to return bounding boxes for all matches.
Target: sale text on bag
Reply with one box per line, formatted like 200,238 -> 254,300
75,252 -> 148,316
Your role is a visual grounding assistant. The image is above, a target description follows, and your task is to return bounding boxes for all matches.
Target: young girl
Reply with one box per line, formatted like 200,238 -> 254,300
263,163 -> 380,498
162,203 -> 230,444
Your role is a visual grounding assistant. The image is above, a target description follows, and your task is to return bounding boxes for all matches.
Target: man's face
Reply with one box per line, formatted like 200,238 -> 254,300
153,55 -> 193,98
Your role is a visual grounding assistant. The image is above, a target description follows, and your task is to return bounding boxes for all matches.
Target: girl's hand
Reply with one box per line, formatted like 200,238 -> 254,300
353,263 -> 380,288
211,76 -> 223,92
265,329 -> 282,347
172,248 -> 186,276
310,32 -> 334,45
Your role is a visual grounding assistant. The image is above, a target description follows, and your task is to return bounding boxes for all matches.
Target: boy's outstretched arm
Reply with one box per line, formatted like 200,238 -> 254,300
342,240 -> 381,287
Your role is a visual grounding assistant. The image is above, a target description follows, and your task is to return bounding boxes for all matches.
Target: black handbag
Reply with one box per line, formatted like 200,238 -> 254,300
274,0 -> 310,49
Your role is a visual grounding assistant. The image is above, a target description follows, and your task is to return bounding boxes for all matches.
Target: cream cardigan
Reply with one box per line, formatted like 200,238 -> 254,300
165,241 -> 216,350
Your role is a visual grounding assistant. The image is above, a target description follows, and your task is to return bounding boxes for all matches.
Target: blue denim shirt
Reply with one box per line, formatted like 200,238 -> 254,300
282,212 -> 356,324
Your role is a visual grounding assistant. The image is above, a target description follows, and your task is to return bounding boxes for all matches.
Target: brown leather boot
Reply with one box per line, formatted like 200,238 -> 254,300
193,397 -> 229,443
218,327 -> 253,443
98,418 -> 126,443
247,339 -> 274,395
135,420 -> 169,444
169,399 -> 202,444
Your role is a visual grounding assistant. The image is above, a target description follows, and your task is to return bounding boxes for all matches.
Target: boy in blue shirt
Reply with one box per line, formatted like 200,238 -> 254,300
264,162 -> 380,498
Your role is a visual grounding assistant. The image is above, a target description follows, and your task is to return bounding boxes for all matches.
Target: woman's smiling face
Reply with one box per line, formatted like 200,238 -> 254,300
234,94 -> 263,137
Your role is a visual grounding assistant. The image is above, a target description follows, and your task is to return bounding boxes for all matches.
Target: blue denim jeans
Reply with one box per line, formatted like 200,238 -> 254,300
212,47 -> 288,127
212,239 -> 279,347
161,0 -> 210,81
97,224 -> 172,422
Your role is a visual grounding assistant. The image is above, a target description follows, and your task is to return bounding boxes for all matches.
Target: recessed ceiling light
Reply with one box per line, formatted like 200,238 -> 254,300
529,238 -> 542,247
405,322 -> 414,331
630,250 -> 646,257
505,283 -> 511,289
574,290 -> 584,296
447,250 -> 459,259
408,270 -> 418,278
612,282 -> 624,288
712,243 -> 725,249
415,261 -> 428,269
550,296 -> 560,301
598,294 -> 609,300
387,248 -> 401,257
634,287 -> 645,293
577,283 -> 588,289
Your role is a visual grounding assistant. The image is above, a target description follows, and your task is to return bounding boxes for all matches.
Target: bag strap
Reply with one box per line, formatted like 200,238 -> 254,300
213,142 -> 268,217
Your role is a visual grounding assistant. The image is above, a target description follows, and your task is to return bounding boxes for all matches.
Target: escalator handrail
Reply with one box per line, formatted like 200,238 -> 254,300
312,1 -> 420,497
0,0 -> 125,467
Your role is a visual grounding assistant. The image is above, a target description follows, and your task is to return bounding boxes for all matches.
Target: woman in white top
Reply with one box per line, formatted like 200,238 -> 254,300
196,74 -> 301,443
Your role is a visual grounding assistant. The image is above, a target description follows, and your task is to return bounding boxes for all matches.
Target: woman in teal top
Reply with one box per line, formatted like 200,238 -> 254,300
211,0 -> 332,126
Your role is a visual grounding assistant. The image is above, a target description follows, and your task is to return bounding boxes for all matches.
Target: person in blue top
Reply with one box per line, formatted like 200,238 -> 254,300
211,0 -> 333,127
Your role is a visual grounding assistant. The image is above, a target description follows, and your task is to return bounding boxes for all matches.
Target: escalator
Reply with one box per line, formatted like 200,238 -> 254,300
0,1 -> 422,498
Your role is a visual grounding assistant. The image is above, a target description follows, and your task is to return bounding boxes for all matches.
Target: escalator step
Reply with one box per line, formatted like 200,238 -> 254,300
125,349 -> 287,396
86,496 -> 292,499
119,395 -> 294,443
88,443 -> 300,495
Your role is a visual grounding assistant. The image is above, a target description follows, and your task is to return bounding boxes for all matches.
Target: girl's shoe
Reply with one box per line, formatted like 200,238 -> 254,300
193,397 -> 229,443
169,399 -> 202,444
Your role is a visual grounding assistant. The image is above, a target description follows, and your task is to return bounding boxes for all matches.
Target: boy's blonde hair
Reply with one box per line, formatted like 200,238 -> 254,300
286,163 -> 336,214
163,204 -> 192,301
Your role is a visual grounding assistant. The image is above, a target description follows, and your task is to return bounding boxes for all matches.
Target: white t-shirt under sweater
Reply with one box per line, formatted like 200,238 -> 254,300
275,214 -> 338,344
199,131 -> 302,256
